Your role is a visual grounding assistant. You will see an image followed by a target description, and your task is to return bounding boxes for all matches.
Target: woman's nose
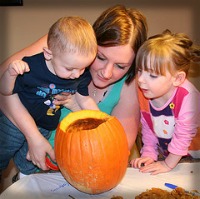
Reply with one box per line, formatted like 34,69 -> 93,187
101,64 -> 113,79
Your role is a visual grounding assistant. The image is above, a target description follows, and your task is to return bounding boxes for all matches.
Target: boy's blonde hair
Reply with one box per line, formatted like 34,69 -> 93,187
136,29 -> 200,76
47,16 -> 97,56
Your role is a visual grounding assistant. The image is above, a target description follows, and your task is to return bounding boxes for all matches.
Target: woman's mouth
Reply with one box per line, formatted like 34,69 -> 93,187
97,74 -> 110,82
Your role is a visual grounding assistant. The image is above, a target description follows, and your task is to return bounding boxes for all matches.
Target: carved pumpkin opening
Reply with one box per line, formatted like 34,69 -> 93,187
67,118 -> 107,131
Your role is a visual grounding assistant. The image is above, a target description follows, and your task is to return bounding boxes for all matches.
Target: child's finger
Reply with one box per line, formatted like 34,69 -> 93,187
12,60 -> 30,74
24,62 -> 30,72
18,62 -> 30,73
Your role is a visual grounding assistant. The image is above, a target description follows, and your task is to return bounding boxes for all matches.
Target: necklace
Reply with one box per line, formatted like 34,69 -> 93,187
92,88 -> 97,97
90,83 -> 109,103
92,88 -> 108,101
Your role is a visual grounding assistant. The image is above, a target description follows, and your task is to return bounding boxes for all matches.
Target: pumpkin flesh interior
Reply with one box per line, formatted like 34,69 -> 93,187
66,118 -> 108,132
59,110 -> 110,132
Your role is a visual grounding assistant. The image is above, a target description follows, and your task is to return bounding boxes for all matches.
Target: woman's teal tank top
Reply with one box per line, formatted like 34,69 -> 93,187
49,76 -> 126,147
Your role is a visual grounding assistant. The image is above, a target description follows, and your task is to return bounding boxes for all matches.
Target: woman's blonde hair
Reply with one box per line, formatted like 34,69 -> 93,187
47,16 -> 97,56
136,29 -> 200,76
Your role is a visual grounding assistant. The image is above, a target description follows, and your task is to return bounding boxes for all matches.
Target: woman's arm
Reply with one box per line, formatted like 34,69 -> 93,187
111,79 -> 140,150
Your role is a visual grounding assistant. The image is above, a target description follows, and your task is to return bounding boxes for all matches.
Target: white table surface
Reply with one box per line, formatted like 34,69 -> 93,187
1,162 -> 200,199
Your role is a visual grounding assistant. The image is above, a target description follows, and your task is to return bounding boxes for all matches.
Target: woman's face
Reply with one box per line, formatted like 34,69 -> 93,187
90,44 -> 135,88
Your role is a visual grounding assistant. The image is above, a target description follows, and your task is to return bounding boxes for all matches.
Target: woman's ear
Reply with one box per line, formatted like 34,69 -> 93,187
173,71 -> 186,86
43,47 -> 53,61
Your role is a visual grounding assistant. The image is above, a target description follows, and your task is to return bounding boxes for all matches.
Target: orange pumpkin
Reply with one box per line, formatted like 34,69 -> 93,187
55,110 -> 129,194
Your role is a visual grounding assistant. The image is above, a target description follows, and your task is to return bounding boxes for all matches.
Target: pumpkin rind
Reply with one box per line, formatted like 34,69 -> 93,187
55,110 -> 129,194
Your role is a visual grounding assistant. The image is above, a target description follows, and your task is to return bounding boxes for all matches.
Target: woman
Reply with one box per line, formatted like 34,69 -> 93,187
0,5 -> 148,173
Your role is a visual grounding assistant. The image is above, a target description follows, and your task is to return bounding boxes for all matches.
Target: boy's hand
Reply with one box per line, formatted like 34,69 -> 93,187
8,60 -> 30,76
54,92 -> 81,111
0,60 -> 30,95
53,92 -> 71,105
26,134 -> 55,171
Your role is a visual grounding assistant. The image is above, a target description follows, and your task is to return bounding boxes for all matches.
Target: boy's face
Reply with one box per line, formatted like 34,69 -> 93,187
47,51 -> 95,79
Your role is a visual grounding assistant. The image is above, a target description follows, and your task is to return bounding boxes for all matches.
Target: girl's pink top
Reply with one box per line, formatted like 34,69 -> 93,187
139,79 -> 200,160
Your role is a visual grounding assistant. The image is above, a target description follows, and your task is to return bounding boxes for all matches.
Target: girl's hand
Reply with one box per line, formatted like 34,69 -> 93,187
26,134 -> 55,171
139,160 -> 172,175
8,60 -> 30,76
130,157 -> 154,168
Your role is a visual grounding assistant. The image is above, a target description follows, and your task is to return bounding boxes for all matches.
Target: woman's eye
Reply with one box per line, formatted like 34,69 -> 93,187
97,55 -> 105,61
116,64 -> 125,70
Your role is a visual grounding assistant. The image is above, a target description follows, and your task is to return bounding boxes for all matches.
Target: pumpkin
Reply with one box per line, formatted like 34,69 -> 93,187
55,110 -> 129,194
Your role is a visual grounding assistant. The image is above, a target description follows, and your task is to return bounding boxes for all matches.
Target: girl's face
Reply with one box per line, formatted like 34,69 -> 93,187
137,68 -> 176,106
89,44 -> 135,88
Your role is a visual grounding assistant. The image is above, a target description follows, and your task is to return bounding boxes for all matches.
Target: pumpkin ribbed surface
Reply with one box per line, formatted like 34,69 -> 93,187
55,110 -> 129,194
